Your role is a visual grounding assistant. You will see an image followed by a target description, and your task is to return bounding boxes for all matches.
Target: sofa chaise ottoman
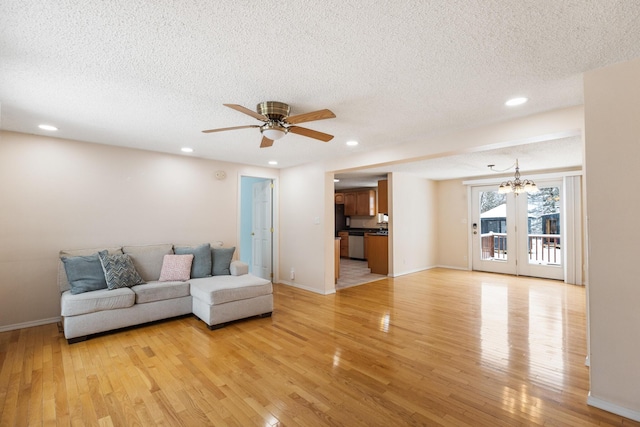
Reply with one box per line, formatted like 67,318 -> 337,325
58,243 -> 273,343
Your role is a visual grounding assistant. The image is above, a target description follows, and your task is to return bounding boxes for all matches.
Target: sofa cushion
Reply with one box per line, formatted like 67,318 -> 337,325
158,254 -> 194,282
58,247 -> 122,293
190,274 -> 272,305
98,251 -> 145,290
174,243 -> 211,278
131,281 -> 191,304
61,253 -> 108,294
123,244 -> 173,282
230,260 -> 249,276
61,287 -> 135,317
211,246 -> 235,276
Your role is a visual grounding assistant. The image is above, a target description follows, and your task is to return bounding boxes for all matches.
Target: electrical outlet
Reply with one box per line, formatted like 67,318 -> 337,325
290,268 -> 295,280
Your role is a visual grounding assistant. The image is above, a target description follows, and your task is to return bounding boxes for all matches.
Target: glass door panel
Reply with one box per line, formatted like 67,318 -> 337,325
472,186 -> 516,275
517,182 -> 564,280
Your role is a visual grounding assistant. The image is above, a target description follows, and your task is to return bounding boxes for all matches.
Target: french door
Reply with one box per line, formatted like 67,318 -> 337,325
471,180 -> 564,280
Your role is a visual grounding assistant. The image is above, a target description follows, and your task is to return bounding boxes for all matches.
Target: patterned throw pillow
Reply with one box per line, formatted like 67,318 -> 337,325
158,254 -> 194,282
98,250 -> 145,290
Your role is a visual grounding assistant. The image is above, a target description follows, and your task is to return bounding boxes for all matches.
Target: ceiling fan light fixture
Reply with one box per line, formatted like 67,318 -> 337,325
261,122 -> 287,140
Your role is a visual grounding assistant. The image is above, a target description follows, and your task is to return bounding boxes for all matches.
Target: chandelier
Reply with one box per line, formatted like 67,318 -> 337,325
491,159 -> 539,195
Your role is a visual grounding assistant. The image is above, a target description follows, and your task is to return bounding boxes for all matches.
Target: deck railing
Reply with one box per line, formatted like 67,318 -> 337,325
480,232 -> 561,265
528,233 -> 561,264
481,232 -> 507,260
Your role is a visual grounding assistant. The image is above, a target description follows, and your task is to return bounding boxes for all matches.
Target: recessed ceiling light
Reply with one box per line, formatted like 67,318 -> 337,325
181,147 -> 194,153
346,140 -> 359,146
334,179 -> 340,182
505,97 -> 528,106
38,124 -> 58,131
268,160 -> 278,165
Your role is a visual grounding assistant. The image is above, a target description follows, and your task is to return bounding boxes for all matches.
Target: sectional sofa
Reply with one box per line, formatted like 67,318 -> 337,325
58,243 -> 273,343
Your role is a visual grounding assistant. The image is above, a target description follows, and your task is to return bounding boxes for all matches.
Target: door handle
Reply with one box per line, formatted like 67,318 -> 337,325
472,223 -> 478,235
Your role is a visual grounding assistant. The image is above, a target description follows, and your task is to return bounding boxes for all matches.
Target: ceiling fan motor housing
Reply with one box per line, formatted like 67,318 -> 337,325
258,101 -> 290,121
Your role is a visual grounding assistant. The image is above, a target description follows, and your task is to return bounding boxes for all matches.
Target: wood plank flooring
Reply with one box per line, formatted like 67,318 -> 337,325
1,268 -> 638,426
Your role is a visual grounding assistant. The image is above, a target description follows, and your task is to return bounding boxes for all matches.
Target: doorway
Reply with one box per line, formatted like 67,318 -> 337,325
471,180 -> 564,280
240,176 -> 273,280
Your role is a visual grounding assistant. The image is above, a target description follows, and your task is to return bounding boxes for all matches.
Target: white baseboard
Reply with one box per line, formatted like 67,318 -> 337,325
389,266 -> 434,278
435,265 -> 470,271
587,392 -> 640,422
0,317 -> 61,333
279,280 -> 336,295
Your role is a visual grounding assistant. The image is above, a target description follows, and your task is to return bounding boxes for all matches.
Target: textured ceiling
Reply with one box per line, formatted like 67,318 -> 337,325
2,1 -> 640,173
334,136 -> 583,189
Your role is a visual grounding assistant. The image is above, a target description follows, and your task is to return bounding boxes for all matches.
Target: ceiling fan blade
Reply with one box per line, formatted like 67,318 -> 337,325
260,136 -> 274,148
202,125 -> 259,133
286,109 -> 336,125
224,104 -> 268,121
288,126 -> 334,142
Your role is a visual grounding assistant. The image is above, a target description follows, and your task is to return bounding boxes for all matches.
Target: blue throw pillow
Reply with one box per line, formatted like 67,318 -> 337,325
98,250 -> 145,289
211,247 -> 235,276
61,253 -> 108,294
174,243 -> 211,278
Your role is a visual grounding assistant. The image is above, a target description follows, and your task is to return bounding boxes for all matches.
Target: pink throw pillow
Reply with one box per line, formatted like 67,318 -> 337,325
158,254 -> 194,282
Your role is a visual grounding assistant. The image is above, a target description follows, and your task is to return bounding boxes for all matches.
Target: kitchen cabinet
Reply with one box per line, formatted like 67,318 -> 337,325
343,189 -> 376,216
335,238 -> 340,283
367,234 -> 388,275
335,192 -> 345,204
356,190 -> 376,216
377,180 -> 388,214
363,233 -> 369,260
344,193 -> 356,216
338,231 -> 349,257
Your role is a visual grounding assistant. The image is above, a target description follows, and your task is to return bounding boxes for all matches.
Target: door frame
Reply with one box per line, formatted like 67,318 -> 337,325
239,175 -> 279,283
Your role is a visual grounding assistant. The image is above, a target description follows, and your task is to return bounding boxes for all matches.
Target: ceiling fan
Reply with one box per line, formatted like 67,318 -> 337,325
202,101 -> 336,148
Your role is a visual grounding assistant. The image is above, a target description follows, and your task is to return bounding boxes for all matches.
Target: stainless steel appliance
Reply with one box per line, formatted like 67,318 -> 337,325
348,235 -> 364,259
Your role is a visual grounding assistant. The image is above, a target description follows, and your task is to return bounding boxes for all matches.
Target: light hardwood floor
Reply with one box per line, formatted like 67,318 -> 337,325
1,268 -> 638,426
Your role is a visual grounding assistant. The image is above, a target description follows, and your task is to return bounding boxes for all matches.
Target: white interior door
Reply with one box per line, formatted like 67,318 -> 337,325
471,181 -> 564,280
251,180 -> 272,280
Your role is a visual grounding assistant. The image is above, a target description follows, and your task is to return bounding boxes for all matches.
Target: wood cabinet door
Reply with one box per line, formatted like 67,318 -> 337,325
377,180 -> 388,214
344,193 -> 356,216
364,234 -> 369,260
356,190 -> 375,216
338,232 -> 349,257
335,193 -> 344,204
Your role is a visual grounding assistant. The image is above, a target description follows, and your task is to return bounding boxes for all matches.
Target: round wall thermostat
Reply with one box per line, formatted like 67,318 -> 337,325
214,170 -> 227,180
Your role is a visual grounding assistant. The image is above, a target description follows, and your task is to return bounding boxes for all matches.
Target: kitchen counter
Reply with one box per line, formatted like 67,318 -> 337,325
366,234 -> 388,275
335,237 -> 340,282
339,228 -> 388,236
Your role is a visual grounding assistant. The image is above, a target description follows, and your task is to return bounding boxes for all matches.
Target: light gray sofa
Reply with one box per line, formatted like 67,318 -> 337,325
58,243 -> 273,343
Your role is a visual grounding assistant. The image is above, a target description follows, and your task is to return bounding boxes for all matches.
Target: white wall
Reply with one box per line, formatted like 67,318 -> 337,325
436,179 -> 469,269
389,173 -> 437,276
584,58 -> 640,418
278,163 -> 332,294
0,131 -> 277,330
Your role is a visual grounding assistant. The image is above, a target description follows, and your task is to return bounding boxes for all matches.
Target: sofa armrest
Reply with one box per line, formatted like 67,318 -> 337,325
230,260 -> 249,276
